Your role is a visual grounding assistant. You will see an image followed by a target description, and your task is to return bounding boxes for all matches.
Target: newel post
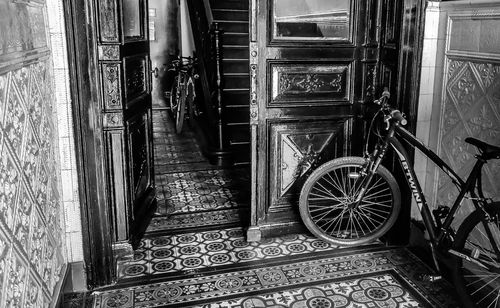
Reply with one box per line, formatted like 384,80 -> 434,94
210,22 -> 232,165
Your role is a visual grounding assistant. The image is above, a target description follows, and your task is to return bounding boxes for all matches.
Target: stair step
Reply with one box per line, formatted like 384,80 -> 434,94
223,45 -> 249,59
223,59 -> 249,74
223,74 -> 249,89
224,106 -> 249,123
222,89 -> 249,106
227,123 -> 250,142
222,33 -> 249,45
210,0 -> 248,10
215,21 -> 249,33
229,144 -> 250,164
213,9 -> 248,21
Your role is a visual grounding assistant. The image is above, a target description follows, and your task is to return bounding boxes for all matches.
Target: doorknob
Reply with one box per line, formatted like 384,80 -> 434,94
151,67 -> 159,78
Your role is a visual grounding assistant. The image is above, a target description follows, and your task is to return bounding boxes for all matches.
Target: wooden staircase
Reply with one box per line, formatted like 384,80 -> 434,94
210,0 -> 250,166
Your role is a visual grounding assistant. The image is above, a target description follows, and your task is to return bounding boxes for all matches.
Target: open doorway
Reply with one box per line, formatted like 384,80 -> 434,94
143,0 -> 251,236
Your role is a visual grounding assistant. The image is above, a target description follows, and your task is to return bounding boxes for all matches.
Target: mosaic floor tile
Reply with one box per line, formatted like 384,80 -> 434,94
152,110 -> 208,170
154,168 -> 250,216
147,208 -> 246,233
96,247 -> 459,308
118,227 -> 340,281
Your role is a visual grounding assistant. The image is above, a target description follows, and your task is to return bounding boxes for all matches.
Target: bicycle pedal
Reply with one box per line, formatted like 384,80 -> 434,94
416,273 -> 442,282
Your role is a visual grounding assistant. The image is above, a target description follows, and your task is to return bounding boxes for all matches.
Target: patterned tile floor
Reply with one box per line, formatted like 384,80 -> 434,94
150,110 -> 250,232
63,111 -> 459,307
96,247 -> 459,308
118,227 -> 341,281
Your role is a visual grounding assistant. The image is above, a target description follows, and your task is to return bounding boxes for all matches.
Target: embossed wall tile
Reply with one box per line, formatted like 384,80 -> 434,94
28,71 -> 44,132
441,97 -> 460,135
22,128 -> 40,189
438,59 -> 500,215
4,82 -> 28,156
22,273 -> 41,308
0,230 -> 9,306
447,64 -> 480,111
0,73 -> 9,124
4,250 -> 28,307
0,147 -> 20,230
29,209 -> 46,274
34,164 -> 49,213
13,184 -> 34,254
1,0 -> 69,303
12,67 -> 30,102
29,5 -> 47,49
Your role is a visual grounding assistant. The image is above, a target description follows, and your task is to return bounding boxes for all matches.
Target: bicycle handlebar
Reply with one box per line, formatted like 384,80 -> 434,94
390,110 -> 407,126
374,89 -> 407,127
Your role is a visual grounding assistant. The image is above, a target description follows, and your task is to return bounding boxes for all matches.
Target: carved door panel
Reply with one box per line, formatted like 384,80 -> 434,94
248,0 -> 402,240
96,0 -> 155,250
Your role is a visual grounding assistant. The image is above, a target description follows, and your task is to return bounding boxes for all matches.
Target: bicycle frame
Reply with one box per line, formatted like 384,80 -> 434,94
372,123 -> 488,247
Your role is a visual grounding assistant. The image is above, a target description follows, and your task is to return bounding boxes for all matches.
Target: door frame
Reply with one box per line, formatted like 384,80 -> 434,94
64,0 -> 115,288
64,0 -> 156,288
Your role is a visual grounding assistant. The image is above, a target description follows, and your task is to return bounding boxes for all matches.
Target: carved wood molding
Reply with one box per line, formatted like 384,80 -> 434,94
101,63 -> 122,110
98,45 -> 120,61
103,112 -> 124,128
97,0 -> 120,43
269,120 -> 347,210
250,42 -> 258,125
270,63 -> 351,105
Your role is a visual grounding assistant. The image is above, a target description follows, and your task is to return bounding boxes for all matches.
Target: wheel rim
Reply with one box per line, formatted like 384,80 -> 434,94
306,164 -> 394,241
460,214 -> 500,307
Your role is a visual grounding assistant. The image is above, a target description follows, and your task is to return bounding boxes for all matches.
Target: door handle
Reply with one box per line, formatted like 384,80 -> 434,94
151,67 -> 159,78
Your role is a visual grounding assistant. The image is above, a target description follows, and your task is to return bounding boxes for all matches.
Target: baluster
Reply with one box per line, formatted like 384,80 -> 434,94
212,22 -> 226,155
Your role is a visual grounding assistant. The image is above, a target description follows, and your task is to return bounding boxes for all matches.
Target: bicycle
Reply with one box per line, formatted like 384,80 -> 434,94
168,56 -> 199,133
299,89 -> 500,307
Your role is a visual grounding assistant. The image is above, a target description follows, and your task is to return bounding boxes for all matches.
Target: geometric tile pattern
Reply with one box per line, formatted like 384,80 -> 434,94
154,169 -> 250,216
118,227 -> 339,280
150,109 -> 250,232
438,59 -> 500,224
153,110 -> 212,173
202,273 -> 419,308
0,1 -> 66,305
147,208 -> 245,233
96,247 -> 459,307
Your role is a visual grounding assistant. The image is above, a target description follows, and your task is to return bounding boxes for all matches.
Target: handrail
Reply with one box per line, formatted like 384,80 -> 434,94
186,0 -> 231,164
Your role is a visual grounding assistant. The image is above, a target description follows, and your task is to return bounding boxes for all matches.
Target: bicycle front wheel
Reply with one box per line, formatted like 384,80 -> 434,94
452,203 -> 500,308
175,88 -> 186,134
169,75 -> 179,120
299,156 -> 401,246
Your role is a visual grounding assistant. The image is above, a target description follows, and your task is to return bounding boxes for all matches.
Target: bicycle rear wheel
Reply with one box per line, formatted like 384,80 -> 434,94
452,203 -> 500,308
299,156 -> 401,246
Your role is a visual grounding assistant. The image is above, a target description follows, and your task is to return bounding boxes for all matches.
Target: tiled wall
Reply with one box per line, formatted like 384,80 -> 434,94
47,0 -> 83,263
415,1 -> 500,224
0,0 -> 71,305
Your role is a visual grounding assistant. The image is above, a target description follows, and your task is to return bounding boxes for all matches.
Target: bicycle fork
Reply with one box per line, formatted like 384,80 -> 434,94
349,143 -> 390,206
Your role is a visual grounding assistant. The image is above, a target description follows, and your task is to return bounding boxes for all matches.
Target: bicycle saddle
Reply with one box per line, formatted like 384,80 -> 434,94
465,137 -> 500,159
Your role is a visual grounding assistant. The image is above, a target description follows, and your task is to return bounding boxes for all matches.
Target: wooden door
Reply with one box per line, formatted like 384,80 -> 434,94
247,0 -> 402,240
96,0 -> 155,250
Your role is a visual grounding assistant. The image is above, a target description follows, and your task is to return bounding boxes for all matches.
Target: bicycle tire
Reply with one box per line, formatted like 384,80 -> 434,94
299,156 -> 401,246
175,89 -> 186,134
169,75 -> 179,120
452,202 -> 500,308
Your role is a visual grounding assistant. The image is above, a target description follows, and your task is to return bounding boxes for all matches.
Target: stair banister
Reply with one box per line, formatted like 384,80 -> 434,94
186,0 -> 231,165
